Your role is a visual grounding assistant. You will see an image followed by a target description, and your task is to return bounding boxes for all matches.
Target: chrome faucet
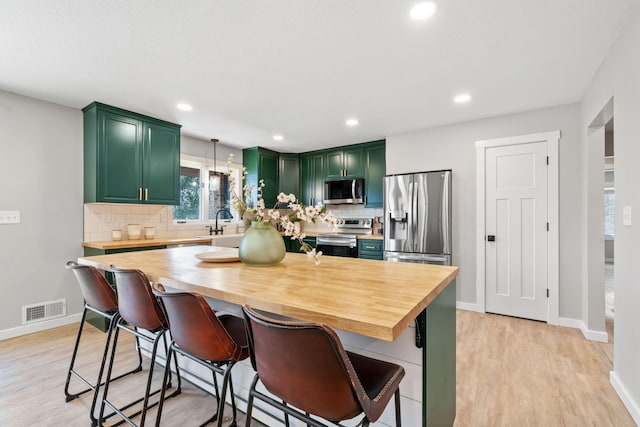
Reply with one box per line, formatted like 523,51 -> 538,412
208,209 -> 233,235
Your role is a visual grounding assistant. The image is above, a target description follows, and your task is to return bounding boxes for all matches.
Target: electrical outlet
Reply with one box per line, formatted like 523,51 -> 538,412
0,211 -> 21,224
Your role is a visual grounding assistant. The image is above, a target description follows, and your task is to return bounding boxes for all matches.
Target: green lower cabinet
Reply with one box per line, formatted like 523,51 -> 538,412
423,279 -> 456,426
358,238 -> 383,260
283,236 -> 316,253
82,245 -> 167,331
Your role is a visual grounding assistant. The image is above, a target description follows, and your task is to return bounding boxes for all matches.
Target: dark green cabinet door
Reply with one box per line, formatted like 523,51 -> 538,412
278,153 -> 300,199
324,149 -> 344,180
358,238 -> 383,259
324,146 -> 364,179
98,111 -> 143,203
364,141 -> 386,208
259,151 -> 279,207
300,152 -> 324,206
143,122 -> 180,204
343,146 -> 364,178
84,102 -> 181,205
300,154 -> 312,206
309,153 -> 325,206
243,147 -> 280,208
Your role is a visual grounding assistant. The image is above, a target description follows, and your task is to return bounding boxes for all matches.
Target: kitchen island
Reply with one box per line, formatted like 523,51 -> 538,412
79,245 -> 458,426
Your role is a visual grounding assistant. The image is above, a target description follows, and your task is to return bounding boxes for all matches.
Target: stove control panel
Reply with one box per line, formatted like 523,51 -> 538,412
335,218 -> 372,229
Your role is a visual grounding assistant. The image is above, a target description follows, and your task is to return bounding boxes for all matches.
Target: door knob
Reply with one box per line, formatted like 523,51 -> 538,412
487,235 -> 495,242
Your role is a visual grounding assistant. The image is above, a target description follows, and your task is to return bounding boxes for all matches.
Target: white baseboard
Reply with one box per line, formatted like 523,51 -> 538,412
556,317 -> 608,343
611,370 -> 640,425
455,310 -> 608,343
0,313 -> 83,341
456,301 -> 483,312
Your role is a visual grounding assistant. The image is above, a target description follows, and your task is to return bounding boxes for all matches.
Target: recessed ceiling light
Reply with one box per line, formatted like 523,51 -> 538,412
346,118 -> 359,127
454,93 -> 472,104
176,103 -> 192,111
410,2 -> 438,20
273,134 -> 284,141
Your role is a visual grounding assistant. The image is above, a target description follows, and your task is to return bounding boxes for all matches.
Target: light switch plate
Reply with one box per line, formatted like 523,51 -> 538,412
0,211 -> 21,224
623,206 -> 632,226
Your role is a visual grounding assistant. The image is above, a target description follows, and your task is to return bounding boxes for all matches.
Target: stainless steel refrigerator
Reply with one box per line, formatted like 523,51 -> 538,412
383,170 -> 452,265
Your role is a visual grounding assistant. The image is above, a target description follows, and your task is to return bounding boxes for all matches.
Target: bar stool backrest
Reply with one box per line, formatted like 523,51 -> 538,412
152,285 -> 244,362
112,269 -> 167,332
66,261 -> 118,313
242,306 -> 366,422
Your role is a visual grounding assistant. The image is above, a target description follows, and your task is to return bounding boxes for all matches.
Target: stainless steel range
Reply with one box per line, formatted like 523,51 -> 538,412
316,218 -> 372,257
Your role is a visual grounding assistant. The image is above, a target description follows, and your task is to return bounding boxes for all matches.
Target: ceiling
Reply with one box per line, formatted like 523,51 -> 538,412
1,1 -> 636,152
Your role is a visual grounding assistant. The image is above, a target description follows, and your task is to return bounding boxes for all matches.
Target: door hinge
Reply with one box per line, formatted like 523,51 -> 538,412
546,222 -> 549,231
547,289 -> 549,298
546,156 -> 549,165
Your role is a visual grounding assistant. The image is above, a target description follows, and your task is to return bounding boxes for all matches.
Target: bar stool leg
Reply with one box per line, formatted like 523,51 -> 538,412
215,361 -> 236,427
64,307 -> 90,402
87,313 -> 119,426
138,330 -> 167,427
394,388 -> 402,427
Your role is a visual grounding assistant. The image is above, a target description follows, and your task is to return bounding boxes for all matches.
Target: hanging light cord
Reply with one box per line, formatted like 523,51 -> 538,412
211,138 -> 219,171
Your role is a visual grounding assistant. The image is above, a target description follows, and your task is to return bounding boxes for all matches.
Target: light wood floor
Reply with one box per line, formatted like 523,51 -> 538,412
0,310 -> 634,426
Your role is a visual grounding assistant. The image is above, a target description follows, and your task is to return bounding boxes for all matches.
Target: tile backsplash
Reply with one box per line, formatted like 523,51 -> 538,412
84,203 -> 191,242
83,203 -> 384,242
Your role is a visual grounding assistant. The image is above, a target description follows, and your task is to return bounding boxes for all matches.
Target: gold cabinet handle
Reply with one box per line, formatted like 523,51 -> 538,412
364,195 -> 367,204
145,188 -> 148,201
364,245 -> 376,250
138,187 -> 142,200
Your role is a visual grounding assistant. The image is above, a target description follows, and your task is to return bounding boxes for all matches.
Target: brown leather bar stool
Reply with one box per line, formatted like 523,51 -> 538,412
64,261 -> 143,426
99,268 -> 180,427
242,306 -> 405,427
152,284 -> 249,427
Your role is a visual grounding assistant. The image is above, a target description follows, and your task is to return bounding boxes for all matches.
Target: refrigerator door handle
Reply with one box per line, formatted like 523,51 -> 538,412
408,179 -> 415,251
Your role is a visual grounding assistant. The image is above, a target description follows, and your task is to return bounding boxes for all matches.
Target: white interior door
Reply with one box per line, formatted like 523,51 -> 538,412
485,141 -> 549,321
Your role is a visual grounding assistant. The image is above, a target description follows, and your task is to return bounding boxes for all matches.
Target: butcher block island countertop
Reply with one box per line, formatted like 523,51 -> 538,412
79,245 -> 457,341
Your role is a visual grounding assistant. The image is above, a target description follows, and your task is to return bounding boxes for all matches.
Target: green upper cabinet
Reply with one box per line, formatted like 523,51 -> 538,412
300,152 -> 325,206
324,149 -> 344,180
83,102 -> 181,205
324,146 -> 364,180
142,121 -> 181,204
243,147 -> 280,207
278,153 -> 300,200
363,140 -> 386,208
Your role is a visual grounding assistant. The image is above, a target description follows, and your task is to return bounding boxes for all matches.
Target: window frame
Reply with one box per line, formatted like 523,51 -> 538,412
167,155 -> 241,230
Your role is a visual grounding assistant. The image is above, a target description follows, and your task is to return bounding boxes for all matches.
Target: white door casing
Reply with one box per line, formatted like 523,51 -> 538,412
476,131 -> 559,324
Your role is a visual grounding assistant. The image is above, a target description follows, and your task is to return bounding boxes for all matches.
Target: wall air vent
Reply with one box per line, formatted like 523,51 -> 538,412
22,299 -> 66,324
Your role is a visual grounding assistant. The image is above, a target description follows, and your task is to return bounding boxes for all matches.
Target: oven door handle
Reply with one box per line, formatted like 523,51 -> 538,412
317,239 -> 357,248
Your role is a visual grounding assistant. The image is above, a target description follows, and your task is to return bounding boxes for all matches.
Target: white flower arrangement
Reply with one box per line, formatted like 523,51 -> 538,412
227,154 -> 336,264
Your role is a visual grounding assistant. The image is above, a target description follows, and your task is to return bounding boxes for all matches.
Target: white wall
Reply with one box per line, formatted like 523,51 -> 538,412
0,90 -> 85,334
581,3 -> 640,422
386,104 -> 583,319
0,91 -> 245,337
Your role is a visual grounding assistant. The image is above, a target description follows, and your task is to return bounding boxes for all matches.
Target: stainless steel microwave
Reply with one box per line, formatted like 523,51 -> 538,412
324,178 -> 365,205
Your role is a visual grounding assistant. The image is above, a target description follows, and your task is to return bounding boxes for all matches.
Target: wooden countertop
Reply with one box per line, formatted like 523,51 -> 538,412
357,234 -> 383,240
79,245 -> 458,341
82,237 -> 213,250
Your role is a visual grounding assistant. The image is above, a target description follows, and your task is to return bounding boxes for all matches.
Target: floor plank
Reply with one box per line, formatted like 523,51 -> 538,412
0,310 -> 634,426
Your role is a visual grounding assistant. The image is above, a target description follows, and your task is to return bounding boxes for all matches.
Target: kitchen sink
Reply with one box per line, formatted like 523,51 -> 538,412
197,233 -> 244,248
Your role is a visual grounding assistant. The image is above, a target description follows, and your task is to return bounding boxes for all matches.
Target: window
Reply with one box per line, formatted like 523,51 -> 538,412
604,169 -> 614,237
173,166 -> 201,221
173,159 -> 239,223
604,190 -> 615,237
208,171 -> 231,220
